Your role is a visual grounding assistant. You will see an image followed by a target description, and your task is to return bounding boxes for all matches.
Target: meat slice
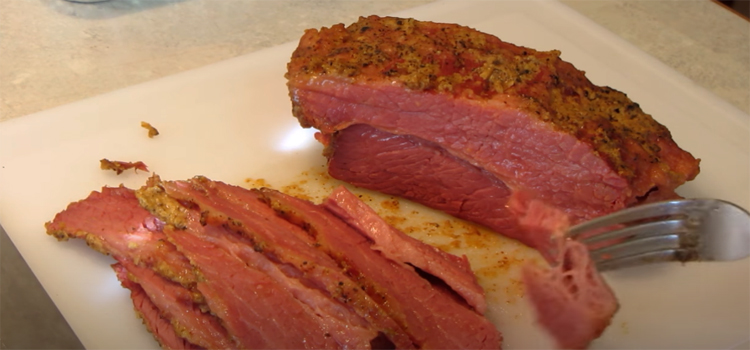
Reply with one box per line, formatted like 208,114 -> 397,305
259,188 -> 502,350
137,176 -> 414,349
182,214 -> 378,349
112,264 -> 201,350
117,260 -> 235,349
45,186 -> 197,288
45,187 -> 232,348
323,185 -> 487,315
163,217 -> 340,349
286,15 -> 700,226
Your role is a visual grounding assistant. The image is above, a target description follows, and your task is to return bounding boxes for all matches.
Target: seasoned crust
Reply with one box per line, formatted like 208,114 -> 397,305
287,15 -> 700,192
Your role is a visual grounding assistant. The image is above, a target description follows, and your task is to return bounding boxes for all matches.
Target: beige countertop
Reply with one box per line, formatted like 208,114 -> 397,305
0,0 -> 748,349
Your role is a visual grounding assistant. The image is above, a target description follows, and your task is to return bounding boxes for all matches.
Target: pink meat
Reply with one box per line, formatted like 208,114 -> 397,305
323,185 -> 487,315
287,16 -> 700,228
112,263 -> 201,350
294,78 -> 629,224
157,177 -> 414,349
509,193 -> 618,349
285,18 -> 700,348
48,175 -> 502,350
186,216 -> 378,349
117,260 -> 235,349
46,187 -> 232,348
164,215 -> 340,349
326,124 -> 516,241
45,186 -> 196,288
259,188 -> 502,350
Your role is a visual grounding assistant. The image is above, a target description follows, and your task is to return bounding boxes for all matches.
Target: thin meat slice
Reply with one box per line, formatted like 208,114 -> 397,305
163,215 -> 340,349
117,260 -> 235,349
46,187 -> 230,348
287,15 -> 700,226
189,216 -> 379,349
138,176 -> 414,349
260,188 -> 502,350
509,193 -> 618,349
323,185 -> 487,315
326,124 -> 517,243
45,186 -> 197,288
112,263 -> 201,350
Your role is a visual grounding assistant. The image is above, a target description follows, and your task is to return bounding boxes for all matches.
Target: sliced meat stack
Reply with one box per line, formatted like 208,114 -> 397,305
46,176 -> 501,350
286,15 -> 700,247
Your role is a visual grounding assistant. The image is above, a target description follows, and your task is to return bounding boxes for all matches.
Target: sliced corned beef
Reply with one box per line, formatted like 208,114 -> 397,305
286,15 -> 700,227
112,263 -> 201,350
156,177 -> 414,349
163,215 -> 340,349
139,176 -> 414,349
49,175 -> 500,350
182,213 -> 379,349
46,187 -> 228,348
45,186 -> 197,288
259,188 -> 502,350
116,260 -> 235,349
322,185 -> 487,315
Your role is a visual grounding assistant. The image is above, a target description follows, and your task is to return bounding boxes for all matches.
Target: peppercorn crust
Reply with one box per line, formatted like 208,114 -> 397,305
287,15 -> 700,194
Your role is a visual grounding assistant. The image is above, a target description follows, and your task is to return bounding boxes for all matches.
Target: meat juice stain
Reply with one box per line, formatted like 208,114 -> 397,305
244,178 -> 271,188
620,321 -> 629,335
244,167 -> 545,309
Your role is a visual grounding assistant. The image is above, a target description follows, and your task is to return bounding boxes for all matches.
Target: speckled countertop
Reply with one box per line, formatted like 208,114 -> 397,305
0,0 -> 748,349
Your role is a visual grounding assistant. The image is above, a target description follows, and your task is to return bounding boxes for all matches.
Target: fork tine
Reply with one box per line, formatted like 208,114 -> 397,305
590,234 -> 682,264
568,199 -> 700,239
580,218 -> 685,246
596,249 -> 690,271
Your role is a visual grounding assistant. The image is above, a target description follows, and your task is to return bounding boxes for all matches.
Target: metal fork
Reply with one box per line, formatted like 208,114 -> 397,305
568,198 -> 750,271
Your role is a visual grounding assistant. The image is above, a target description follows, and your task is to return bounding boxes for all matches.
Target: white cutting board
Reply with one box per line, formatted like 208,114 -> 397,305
1,1 -> 748,349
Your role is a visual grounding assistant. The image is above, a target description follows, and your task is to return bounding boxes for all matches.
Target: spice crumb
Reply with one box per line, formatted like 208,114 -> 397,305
141,121 -> 159,138
100,159 -> 148,175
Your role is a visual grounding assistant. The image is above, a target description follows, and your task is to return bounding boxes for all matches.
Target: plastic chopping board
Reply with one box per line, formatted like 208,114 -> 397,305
1,1 -> 748,349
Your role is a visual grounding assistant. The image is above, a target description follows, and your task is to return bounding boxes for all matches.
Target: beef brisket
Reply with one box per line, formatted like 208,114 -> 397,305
286,15 -> 700,227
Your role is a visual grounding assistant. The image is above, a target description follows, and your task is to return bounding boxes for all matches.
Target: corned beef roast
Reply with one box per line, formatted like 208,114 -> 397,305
285,15 -> 700,248
46,175 -> 501,350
